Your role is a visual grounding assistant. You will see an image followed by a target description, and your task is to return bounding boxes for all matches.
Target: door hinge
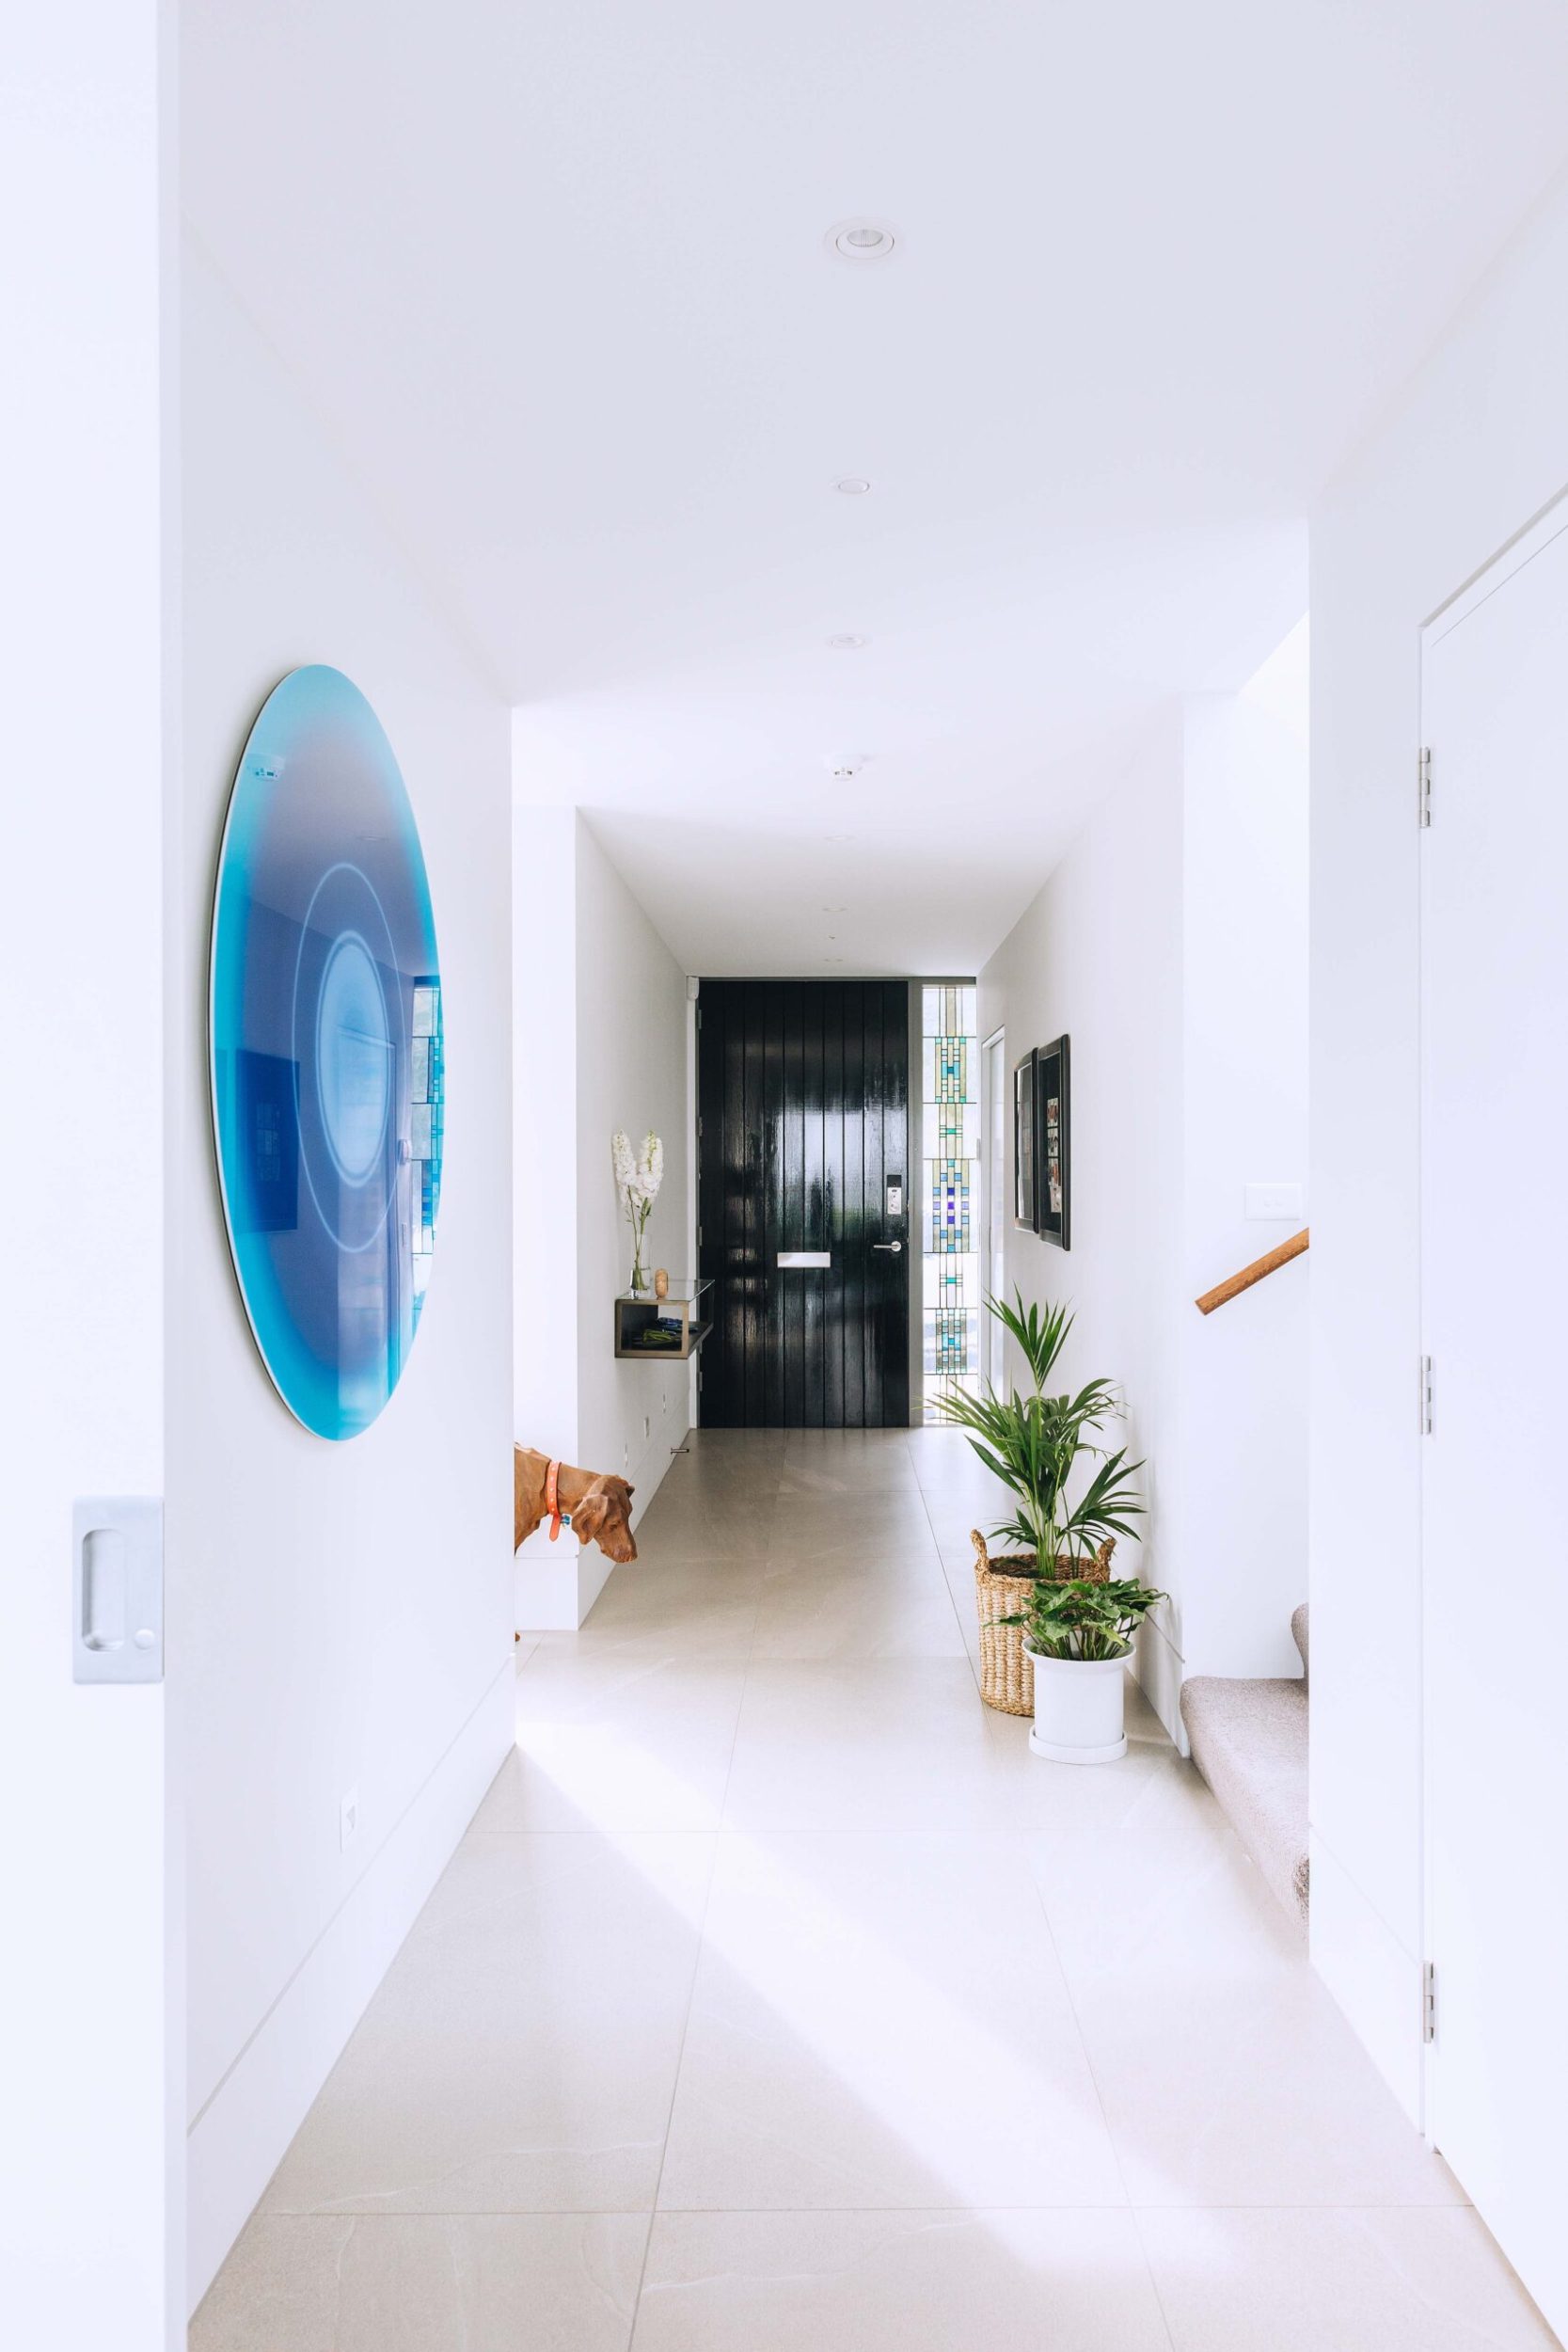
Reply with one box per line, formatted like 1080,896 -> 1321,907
1418,745 -> 1432,828
697,1116 -> 704,1139
1422,1960 -> 1437,2043
1419,1354 -> 1433,1436
697,1223 -> 704,1248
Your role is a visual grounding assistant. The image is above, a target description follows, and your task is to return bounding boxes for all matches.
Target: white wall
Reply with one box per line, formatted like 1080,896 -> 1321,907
979,650 -> 1308,1740
2,8 -> 177,2342
979,716 -> 1188,1726
514,804 -> 580,1461
511,802 -> 691,1627
575,819 -> 693,1493
1309,167 -> 1568,2122
175,237 -> 514,2307
1178,645 -> 1310,1685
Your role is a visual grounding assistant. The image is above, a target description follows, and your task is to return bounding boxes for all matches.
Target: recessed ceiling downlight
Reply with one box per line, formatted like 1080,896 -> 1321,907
834,477 -> 872,496
827,634 -> 867,650
826,218 -> 897,262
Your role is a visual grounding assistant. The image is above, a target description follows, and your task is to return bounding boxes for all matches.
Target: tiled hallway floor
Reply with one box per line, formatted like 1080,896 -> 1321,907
195,1430 -> 1556,2350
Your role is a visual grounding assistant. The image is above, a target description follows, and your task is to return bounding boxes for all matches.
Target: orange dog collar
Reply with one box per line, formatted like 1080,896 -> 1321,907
546,1457 -> 564,1542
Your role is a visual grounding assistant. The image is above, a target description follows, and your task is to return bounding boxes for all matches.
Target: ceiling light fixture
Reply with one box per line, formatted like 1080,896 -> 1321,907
834,477 -> 871,495
827,634 -> 867,650
826,219 -> 897,262
825,752 -> 869,781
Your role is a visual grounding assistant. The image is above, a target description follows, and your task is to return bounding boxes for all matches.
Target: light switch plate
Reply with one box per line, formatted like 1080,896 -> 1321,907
1245,1181 -> 1304,1220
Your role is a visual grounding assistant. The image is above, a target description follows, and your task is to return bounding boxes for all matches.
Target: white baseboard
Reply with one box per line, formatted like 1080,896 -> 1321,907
185,1661 -> 514,2312
1308,1829 -> 1424,2129
515,1535 -> 615,1630
1135,1613 -> 1187,1754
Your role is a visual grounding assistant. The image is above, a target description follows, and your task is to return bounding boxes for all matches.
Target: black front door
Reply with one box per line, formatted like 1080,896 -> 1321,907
696,979 -> 911,1427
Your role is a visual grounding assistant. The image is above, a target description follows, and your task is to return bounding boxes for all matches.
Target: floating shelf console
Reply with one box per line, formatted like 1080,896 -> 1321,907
613,1277 -> 714,1361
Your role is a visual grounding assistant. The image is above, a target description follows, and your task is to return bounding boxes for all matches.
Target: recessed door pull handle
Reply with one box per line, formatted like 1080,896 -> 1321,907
72,1498 -> 164,1683
873,1240 -> 902,1253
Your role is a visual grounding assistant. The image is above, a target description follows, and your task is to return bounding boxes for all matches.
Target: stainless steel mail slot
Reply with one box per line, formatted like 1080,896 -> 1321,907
777,1251 -> 832,1268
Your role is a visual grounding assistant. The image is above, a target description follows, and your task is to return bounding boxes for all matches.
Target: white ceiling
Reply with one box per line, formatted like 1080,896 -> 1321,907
183,2 -> 1568,976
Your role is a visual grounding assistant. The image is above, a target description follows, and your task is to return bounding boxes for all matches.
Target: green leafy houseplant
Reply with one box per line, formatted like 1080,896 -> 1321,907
939,1291 -> 1145,1570
997,1575 -> 1167,1661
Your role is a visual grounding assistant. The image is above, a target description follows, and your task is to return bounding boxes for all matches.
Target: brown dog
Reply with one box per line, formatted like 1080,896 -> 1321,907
514,1447 -> 638,1564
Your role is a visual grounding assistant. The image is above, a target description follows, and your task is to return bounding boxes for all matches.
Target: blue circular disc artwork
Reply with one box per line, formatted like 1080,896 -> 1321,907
210,666 -> 443,1439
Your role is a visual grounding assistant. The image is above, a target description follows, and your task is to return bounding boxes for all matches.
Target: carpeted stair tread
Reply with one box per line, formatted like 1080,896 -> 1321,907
1180,1670 -> 1308,1924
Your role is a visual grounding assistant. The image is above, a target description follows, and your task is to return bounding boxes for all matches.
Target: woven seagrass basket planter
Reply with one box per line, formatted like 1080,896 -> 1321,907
971,1530 -> 1115,1716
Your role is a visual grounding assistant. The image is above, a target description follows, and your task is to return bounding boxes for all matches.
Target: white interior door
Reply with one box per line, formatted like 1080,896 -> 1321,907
984,1029 -> 1006,1383
2,7 -> 178,2344
1421,504 -> 1568,2344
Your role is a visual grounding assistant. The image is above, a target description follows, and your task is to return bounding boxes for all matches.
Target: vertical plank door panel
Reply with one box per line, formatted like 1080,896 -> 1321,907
697,979 -> 909,1426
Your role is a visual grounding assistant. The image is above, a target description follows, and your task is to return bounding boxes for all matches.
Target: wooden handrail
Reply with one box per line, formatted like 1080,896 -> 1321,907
1196,1227 -> 1309,1316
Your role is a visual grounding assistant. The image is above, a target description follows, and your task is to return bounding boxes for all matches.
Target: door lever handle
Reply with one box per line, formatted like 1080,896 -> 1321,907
873,1240 -> 902,1253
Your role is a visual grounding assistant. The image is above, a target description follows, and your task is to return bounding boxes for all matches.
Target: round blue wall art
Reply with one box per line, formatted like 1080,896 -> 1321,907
210,665 -> 444,1439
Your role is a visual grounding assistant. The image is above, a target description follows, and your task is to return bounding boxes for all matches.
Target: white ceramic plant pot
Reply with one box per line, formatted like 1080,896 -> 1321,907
1026,1645 -> 1129,1764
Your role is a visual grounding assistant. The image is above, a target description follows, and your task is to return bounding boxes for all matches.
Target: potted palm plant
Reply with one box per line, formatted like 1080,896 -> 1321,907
940,1292 -> 1151,1748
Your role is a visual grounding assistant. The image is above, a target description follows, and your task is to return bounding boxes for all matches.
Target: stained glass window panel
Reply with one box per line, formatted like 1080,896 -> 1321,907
920,981 -> 980,1422
921,1098 -> 980,1162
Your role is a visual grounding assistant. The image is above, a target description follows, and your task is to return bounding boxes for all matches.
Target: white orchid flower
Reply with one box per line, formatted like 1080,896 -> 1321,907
613,1128 -> 663,1291
611,1130 -> 636,1194
613,1129 -> 664,1218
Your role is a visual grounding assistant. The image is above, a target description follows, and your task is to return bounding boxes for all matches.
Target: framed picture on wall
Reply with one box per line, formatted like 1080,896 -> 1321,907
1037,1033 -> 1070,1249
1013,1048 -> 1038,1230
